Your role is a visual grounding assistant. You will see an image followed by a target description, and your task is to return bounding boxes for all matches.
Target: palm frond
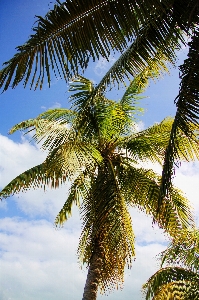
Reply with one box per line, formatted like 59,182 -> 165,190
67,76 -> 108,142
36,108 -> 76,123
161,229 -> 199,272
45,140 -> 102,181
160,25 -> 199,203
96,102 -> 130,141
125,118 -> 174,164
0,0 -> 186,91
124,117 -> 199,165
69,76 -> 134,142
94,35 -> 178,95
143,267 -> 199,300
9,108 -> 76,152
69,76 -> 95,110
70,53 -> 170,137
117,163 -> 194,238
0,162 -> 68,200
11,118 -> 70,152
119,59 -> 164,109
10,108 -> 75,134
0,140 -> 102,200
9,118 -> 36,134
55,172 -> 91,226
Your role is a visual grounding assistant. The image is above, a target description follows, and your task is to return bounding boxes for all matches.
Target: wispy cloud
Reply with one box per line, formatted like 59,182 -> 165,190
49,102 -> 62,109
0,217 -> 84,300
94,55 -> 116,76
41,102 -> 62,111
0,134 -> 46,188
174,161 -> 199,226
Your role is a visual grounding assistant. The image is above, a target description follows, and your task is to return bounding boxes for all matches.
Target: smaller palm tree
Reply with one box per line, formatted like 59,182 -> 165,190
143,229 -> 199,300
0,75 -> 198,299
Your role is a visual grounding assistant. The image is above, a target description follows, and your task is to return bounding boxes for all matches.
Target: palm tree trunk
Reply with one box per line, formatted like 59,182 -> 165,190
82,240 -> 104,300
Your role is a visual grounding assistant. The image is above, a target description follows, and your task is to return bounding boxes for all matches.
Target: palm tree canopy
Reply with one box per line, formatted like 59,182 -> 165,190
1,0 -> 199,205
0,76 -> 198,291
143,229 -> 199,300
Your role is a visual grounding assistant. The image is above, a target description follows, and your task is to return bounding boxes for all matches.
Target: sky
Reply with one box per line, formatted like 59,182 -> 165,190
0,1 -> 199,299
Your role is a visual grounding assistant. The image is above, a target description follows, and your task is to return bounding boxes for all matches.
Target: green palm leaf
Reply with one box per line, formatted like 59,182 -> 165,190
124,117 -> 199,165
117,163 -> 194,238
0,163 -> 67,199
161,229 -> 199,272
9,108 -> 76,151
120,60 -> 163,108
0,142 -> 101,199
143,267 -> 199,300
94,31 -> 180,94
55,172 -> 91,225
0,0 -> 187,91
143,227 -> 199,300
160,25 -> 199,203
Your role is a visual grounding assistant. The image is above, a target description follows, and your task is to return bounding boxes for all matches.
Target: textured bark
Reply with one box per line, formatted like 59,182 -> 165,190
82,241 -> 104,300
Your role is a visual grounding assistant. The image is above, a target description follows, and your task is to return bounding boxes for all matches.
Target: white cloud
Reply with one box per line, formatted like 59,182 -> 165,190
94,55 -> 116,76
41,101 -> 62,111
0,214 -> 167,300
0,134 -> 46,188
173,161 -> 199,226
134,120 -> 145,132
49,102 -> 62,109
0,134 -> 72,220
130,208 -> 169,246
0,217 -> 84,300
13,186 -> 70,220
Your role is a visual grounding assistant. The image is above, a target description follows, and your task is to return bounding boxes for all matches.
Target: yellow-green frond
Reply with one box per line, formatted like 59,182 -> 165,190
118,163 -> 194,238
143,267 -> 199,300
9,108 -> 75,133
55,173 -> 91,226
147,280 -> 199,300
9,109 -> 76,152
9,119 -> 36,134
161,228 -> 199,272
37,108 -> 76,123
125,117 -> 199,165
125,118 -> 174,163
0,163 -> 68,200
46,141 -> 102,181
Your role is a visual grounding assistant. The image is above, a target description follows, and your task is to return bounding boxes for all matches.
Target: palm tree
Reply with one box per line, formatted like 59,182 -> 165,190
0,1 -> 199,203
143,229 -> 199,299
0,75 -> 198,299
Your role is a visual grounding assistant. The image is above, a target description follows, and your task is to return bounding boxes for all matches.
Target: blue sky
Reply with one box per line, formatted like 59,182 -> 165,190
0,1 -> 199,299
